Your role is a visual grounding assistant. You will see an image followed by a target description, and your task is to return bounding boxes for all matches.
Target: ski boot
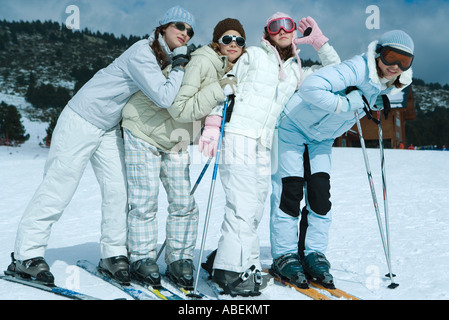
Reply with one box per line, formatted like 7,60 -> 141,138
270,253 -> 308,289
212,265 -> 268,297
201,249 -> 217,278
6,253 -> 55,286
166,259 -> 194,290
98,255 -> 130,285
303,252 -> 335,289
130,258 -> 161,288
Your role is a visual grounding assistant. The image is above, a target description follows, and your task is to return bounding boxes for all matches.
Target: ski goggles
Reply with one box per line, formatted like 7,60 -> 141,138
266,17 -> 296,35
377,45 -> 414,71
173,22 -> 194,38
218,35 -> 246,47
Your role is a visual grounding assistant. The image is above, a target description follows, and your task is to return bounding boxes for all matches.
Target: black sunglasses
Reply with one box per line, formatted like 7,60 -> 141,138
218,35 -> 246,48
173,22 -> 194,38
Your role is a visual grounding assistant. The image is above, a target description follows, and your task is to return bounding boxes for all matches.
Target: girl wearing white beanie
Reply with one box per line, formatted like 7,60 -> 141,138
9,6 -> 195,286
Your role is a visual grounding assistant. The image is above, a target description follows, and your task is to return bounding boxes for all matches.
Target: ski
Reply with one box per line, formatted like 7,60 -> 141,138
264,268 -> 331,300
162,275 -> 209,300
131,277 -> 184,301
206,278 -> 227,299
309,281 -> 361,300
264,268 -> 361,300
76,259 -> 154,300
1,273 -> 102,300
272,275 -> 331,300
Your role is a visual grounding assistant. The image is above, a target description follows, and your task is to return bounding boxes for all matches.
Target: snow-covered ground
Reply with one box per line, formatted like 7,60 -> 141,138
1,93 -> 448,301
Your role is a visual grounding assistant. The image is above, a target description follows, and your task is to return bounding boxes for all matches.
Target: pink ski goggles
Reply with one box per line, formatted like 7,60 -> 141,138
266,17 -> 296,34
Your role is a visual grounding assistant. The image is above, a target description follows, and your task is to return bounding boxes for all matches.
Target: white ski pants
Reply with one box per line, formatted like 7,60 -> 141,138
14,107 -> 128,260
213,133 -> 271,273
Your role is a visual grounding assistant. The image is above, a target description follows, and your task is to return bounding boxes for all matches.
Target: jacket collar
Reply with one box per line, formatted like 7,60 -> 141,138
260,38 -> 302,87
192,45 -> 228,76
148,32 -> 173,57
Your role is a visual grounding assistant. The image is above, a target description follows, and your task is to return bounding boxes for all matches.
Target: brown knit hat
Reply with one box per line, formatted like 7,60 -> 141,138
212,18 -> 246,43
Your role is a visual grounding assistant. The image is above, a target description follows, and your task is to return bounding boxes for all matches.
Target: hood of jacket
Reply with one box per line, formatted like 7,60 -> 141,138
148,32 -> 174,59
191,45 -> 228,77
260,37 -> 302,86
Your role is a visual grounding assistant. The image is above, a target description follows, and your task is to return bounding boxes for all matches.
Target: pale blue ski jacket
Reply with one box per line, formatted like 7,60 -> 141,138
282,40 -> 413,142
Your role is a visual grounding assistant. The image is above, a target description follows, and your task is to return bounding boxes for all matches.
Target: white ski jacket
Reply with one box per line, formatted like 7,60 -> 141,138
223,41 -> 340,148
67,33 -> 184,130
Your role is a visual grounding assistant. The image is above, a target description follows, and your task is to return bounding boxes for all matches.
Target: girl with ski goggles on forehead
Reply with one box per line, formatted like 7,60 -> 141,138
265,17 -> 296,34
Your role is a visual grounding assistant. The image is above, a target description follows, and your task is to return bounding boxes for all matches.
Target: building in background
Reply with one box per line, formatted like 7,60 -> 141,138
335,86 -> 416,148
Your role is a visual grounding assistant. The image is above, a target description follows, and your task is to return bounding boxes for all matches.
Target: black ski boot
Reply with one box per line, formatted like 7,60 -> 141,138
270,253 -> 308,289
6,253 -> 55,286
98,255 -> 130,285
166,259 -> 194,290
201,249 -> 217,277
213,265 -> 268,297
130,258 -> 161,288
303,252 -> 335,289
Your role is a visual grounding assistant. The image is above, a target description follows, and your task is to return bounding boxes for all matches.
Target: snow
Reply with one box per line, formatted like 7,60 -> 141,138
1,93 -> 449,301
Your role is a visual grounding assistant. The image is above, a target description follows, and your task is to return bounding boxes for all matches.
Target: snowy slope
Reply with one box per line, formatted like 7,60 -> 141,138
1,93 -> 448,300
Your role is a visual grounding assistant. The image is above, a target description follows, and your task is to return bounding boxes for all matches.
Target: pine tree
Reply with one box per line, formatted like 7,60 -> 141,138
0,102 -> 30,146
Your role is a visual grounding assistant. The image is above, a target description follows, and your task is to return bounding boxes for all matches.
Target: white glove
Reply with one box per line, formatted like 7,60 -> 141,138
340,90 -> 365,113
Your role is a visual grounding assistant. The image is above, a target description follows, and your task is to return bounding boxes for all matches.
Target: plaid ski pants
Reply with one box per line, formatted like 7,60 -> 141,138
124,129 -> 199,264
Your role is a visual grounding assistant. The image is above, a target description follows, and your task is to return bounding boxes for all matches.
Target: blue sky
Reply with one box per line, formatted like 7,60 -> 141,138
1,0 -> 449,85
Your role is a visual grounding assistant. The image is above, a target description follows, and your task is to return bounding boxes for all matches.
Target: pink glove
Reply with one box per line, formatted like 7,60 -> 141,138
293,17 -> 329,51
198,115 -> 222,157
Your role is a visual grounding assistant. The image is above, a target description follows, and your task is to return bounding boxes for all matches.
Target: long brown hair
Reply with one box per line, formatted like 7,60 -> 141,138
263,32 -> 294,61
151,23 -> 171,69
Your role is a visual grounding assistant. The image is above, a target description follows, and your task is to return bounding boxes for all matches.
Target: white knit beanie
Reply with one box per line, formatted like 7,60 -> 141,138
159,6 -> 196,31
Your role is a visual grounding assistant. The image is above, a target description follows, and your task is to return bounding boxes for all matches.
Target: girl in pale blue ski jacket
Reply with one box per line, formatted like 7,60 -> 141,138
270,30 -> 415,274
282,39 -> 413,142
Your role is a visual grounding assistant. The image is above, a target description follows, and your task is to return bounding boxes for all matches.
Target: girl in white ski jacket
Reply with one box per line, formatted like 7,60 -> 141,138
10,6 -> 195,285
269,30 -> 414,287
198,13 -> 340,295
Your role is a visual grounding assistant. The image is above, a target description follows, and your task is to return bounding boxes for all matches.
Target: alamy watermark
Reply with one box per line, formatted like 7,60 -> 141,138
65,265 -> 80,290
366,5 -> 380,30
65,5 -> 80,30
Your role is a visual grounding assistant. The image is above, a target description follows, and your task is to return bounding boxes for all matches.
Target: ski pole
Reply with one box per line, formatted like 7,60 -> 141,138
155,156 -> 213,262
377,111 -> 396,281
354,110 -> 398,288
193,97 -> 230,295
190,157 -> 213,195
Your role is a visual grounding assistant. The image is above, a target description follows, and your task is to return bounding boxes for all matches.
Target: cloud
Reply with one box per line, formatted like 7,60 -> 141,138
1,0 -> 449,85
